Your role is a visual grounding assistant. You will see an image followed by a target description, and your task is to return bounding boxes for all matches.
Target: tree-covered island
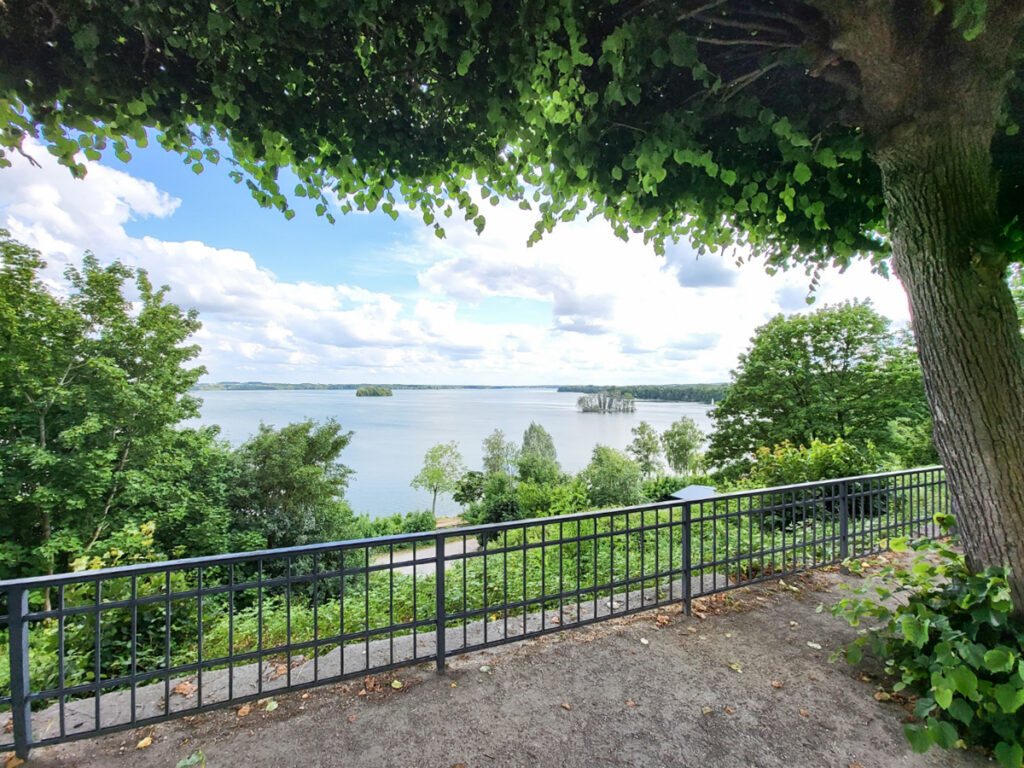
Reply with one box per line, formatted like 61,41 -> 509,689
355,386 -> 393,397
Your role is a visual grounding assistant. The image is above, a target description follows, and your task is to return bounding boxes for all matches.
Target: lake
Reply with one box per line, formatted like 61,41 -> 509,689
185,388 -> 714,518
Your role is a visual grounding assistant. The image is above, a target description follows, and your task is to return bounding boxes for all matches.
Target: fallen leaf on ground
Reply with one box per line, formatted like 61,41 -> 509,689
728,662 -> 742,673
268,663 -> 288,680
655,614 -> 670,627
479,665 -> 491,673
347,715 -> 356,724
806,642 -> 822,650
6,756 -> 25,768
701,706 -> 713,715
450,683 -> 457,688
771,681 -> 783,689
724,632 -> 732,638
873,691 -> 891,702
264,700 -> 278,712
391,680 -> 403,690
301,692 -> 309,700
724,706 -> 735,715
789,621 -> 798,627
358,689 -> 367,696
687,627 -> 698,634
561,702 -> 572,711
859,674 -> 872,682
799,709 -> 810,718
626,700 -> 636,707
237,704 -> 251,717
173,681 -> 196,697
136,736 -> 153,749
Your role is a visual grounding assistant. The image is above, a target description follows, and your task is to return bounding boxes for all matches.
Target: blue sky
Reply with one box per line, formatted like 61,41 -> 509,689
0,138 -> 912,385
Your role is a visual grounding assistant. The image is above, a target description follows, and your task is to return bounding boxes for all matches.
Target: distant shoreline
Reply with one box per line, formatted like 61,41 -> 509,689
191,382 -> 728,405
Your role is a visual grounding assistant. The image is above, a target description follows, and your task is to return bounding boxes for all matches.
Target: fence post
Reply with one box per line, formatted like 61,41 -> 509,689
435,533 -> 446,674
8,585 -> 32,759
839,482 -> 850,572
681,503 -> 692,616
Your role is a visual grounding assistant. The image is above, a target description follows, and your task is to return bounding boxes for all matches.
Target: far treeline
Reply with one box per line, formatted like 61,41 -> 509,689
194,382 -> 553,391
559,384 -> 728,404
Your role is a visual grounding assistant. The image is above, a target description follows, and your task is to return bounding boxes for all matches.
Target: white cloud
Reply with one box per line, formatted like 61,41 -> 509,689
0,142 -> 912,384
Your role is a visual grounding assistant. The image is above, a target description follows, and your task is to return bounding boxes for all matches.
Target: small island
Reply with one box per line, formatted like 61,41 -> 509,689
356,386 -> 393,397
577,391 -> 635,413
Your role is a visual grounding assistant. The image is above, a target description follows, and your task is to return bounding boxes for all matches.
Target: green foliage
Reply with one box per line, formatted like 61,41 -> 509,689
518,422 -> 561,484
577,391 -> 635,413
0,232 -> 204,578
558,384 -> 727,405
640,474 -> 715,503
355,386 -> 393,396
627,421 -> 663,478
743,439 -> 883,490
453,470 -> 486,507
580,445 -> 644,509
482,429 -> 518,477
661,417 -> 705,475
352,509 -> 436,539
708,302 -> 930,468
463,473 -> 523,541
411,440 -> 465,514
833,518 -> 1024,767
227,419 -> 354,551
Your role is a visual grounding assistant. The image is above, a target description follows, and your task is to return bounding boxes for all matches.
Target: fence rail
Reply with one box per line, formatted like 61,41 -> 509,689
0,466 -> 947,758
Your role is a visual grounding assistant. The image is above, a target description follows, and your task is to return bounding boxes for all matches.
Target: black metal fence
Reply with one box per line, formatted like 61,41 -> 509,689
0,466 -> 947,758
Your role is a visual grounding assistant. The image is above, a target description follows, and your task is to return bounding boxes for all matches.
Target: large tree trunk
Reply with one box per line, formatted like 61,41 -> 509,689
875,122 -> 1024,619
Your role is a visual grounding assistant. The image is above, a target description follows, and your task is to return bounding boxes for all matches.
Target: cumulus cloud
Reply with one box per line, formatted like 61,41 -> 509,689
0,141 -> 912,384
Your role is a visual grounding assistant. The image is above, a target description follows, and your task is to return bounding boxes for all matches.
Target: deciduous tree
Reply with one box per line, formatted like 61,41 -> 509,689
411,440 -> 465,515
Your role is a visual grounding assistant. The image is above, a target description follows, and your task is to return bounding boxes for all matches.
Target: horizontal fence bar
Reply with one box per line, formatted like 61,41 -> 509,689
0,466 -> 947,757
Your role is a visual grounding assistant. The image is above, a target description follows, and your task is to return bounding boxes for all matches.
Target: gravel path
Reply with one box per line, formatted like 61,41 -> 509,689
20,567 -> 990,768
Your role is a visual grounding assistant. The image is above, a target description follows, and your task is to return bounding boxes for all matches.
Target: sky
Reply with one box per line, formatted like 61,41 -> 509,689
0,138 -> 912,385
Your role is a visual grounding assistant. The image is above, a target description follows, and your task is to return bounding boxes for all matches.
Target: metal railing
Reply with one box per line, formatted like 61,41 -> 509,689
0,466 -> 947,758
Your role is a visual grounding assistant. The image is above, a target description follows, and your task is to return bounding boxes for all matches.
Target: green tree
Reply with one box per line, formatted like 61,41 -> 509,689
661,417 -> 705,475
227,419 -> 355,551
0,232 -> 204,583
453,470 -> 486,507
580,445 -> 644,509
4,2 -> 1024,612
518,422 -> 561,483
627,421 -> 662,478
411,440 -> 465,515
482,428 -> 518,477
707,302 -> 929,467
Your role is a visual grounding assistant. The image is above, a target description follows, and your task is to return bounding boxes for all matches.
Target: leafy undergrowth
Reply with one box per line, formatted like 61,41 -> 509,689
832,514 -> 1024,768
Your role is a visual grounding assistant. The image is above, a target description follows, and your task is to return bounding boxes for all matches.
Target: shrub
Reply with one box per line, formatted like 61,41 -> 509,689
832,516 -> 1024,767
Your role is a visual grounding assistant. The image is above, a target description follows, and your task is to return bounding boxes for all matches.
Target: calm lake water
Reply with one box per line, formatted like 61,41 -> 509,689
185,388 -> 714,519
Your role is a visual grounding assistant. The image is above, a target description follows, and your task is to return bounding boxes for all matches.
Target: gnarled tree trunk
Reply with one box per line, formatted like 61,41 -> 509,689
877,123 -> 1024,617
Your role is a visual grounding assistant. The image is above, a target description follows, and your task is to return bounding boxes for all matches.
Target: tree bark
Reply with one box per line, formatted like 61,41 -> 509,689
875,122 -> 1024,619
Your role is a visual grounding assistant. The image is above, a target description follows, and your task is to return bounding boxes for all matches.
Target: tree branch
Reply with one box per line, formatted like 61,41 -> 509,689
696,35 -> 798,48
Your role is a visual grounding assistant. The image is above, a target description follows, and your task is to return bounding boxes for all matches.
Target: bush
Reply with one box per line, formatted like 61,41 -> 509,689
832,516 -> 1024,767
743,439 -> 888,529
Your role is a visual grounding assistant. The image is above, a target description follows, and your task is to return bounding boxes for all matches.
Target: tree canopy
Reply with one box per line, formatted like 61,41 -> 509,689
707,301 -> 931,467
4,1 -> 1024,611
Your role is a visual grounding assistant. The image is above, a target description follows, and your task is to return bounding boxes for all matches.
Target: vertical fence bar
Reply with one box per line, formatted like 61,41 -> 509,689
435,533 -> 446,673
8,585 -> 32,759
681,503 -> 692,615
839,481 -> 850,566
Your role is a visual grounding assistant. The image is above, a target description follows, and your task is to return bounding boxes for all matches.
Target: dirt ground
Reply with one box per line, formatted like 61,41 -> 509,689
15,565 -> 990,768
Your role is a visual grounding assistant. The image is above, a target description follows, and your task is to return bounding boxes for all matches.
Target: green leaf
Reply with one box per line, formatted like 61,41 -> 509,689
949,666 -> 978,699
926,717 -> 958,749
793,163 -> 812,184
994,682 -> 1024,713
903,723 -> 934,753
995,742 -> 1024,768
947,697 -> 974,725
933,683 -> 953,710
986,648 -> 1015,673
900,615 -> 927,648
720,169 -> 737,186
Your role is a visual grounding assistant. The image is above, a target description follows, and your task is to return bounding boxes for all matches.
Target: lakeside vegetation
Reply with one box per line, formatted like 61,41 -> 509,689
355,386 -> 393,397
577,391 -> 636,413
560,383 -> 728,405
